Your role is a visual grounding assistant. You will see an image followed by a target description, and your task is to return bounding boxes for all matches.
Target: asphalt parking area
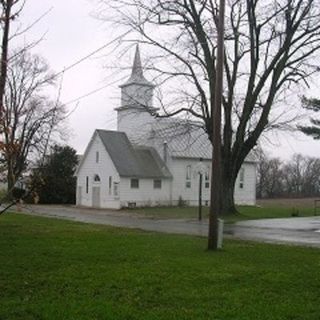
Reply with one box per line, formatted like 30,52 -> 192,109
14,204 -> 320,248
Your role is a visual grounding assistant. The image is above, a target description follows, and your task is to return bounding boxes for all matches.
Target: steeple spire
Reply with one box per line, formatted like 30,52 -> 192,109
117,44 -> 157,112
131,44 -> 144,79
120,44 -> 155,88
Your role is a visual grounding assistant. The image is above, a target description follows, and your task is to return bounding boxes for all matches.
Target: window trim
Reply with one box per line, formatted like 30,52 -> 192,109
153,179 -> 162,189
86,176 -> 89,194
109,176 -> 112,195
205,166 -> 210,188
186,165 -> 191,180
239,168 -> 245,189
113,182 -> 119,198
130,178 -> 139,189
93,174 -> 101,183
186,165 -> 192,188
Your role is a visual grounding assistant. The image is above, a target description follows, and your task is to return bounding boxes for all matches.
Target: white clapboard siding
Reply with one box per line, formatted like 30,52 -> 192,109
77,131 -> 256,209
117,109 -> 156,145
234,162 -> 256,205
168,158 -> 211,206
119,177 -> 172,207
168,158 -> 256,206
76,133 -> 121,209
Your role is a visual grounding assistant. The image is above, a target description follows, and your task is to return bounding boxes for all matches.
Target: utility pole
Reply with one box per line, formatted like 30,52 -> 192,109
208,0 -> 225,250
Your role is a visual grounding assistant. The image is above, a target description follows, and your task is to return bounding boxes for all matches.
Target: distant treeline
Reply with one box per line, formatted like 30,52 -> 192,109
257,154 -> 320,199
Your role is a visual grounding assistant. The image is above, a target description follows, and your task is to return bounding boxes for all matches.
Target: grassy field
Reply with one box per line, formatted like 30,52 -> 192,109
1,213 -> 320,320
131,198 -> 318,222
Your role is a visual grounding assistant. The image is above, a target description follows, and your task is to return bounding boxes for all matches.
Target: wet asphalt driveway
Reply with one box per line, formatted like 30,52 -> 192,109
15,204 -> 320,248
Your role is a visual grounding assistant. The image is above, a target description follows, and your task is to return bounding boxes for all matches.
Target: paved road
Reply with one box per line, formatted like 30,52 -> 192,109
15,204 -> 320,248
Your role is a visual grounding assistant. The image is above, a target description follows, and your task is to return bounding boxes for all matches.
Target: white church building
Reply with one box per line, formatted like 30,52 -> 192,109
76,46 -> 257,209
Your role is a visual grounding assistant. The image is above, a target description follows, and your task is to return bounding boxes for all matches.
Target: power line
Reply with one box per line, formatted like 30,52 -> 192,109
47,28 -> 133,82
63,74 -> 128,106
45,29 -> 139,106
64,83 -> 111,106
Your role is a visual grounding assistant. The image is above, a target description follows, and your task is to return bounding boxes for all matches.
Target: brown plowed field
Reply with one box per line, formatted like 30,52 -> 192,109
257,198 -> 320,208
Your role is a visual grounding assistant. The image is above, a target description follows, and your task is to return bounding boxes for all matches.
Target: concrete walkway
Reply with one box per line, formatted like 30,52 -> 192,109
15,204 -> 320,248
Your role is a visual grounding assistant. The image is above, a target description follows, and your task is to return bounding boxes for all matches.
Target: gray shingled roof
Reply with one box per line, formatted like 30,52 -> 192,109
97,130 -> 172,178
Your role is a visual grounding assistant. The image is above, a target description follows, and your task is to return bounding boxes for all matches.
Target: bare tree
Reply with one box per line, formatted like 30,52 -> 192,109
283,154 -> 320,197
256,152 -> 320,198
1,50 -> 65,193
257,155 -> 284,198
301,157 -> 320,196
0,1 -> 65,200
283,154 -> 305,196
0,0 -> 23,121
100,0 -> 320,214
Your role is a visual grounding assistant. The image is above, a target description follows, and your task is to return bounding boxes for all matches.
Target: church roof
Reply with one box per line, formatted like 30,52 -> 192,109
148,119 -> 257,162
149,119 -> 212,159
119,44 -> 155,88
97,130 -> 172,178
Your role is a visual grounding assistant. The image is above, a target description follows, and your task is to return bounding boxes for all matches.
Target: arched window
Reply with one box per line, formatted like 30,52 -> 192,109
239,168 -> 245,189
205,167 -> 210,188
93,174 -> 101,182
185,165 -> 191,188
86,176 -> 89,193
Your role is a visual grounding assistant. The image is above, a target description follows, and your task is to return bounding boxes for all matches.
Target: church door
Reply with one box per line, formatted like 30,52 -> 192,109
92,186 -> 101,208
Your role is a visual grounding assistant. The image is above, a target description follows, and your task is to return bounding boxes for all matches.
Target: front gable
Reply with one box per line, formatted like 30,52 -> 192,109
76,130 -> 119,177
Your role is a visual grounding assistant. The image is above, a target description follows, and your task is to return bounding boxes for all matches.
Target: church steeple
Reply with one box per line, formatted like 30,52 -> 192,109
130,44 -> 144,81
120,44 -> 155,88
115,45 -> 159,140
117,45 -> 155,110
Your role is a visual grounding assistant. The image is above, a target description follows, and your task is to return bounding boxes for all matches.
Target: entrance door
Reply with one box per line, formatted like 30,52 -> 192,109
92,186 -> 101,208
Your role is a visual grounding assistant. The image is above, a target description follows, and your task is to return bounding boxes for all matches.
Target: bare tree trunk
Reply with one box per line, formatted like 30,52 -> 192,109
0,0 -> 13,117
221,171 -> 237,215
7,163 -> 15,198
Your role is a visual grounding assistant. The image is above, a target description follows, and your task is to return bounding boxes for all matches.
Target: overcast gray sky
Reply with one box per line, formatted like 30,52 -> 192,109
16,0 -> 320,160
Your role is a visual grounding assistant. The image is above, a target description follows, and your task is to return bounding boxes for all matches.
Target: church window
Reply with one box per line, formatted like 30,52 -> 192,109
205,167 -> 210,188
239,168 -> 245,189
96,151 -> 99,163
109,176 -> 112,195
94,174 -> 101,182
113,182 -> 119,197
131,179 -> 139,189
154,179 -> 162,189
186,165 -> 191,188
86,176 -> 89,193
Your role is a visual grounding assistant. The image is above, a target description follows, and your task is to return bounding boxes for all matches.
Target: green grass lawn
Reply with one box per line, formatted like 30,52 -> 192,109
131,203 -> 316,223
1,213 -> 320,320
